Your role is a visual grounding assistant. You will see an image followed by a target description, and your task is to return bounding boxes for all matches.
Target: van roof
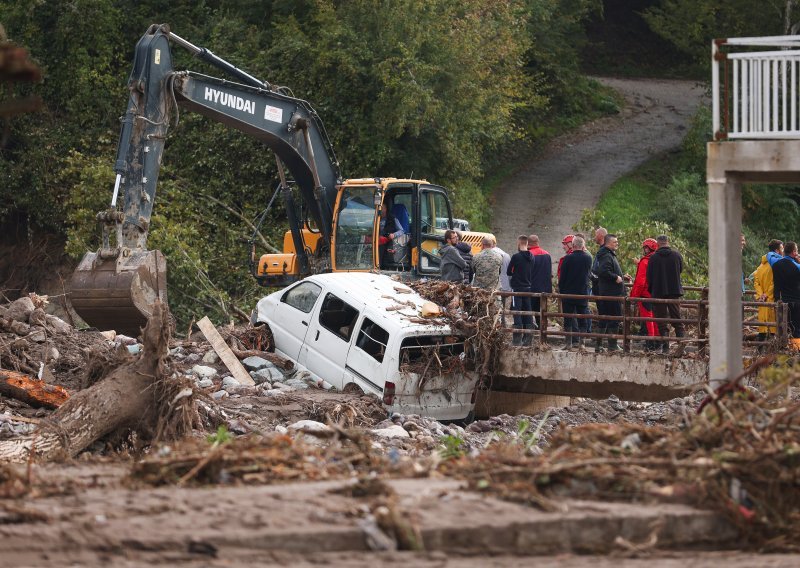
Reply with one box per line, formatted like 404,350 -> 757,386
304,273 -> 451,335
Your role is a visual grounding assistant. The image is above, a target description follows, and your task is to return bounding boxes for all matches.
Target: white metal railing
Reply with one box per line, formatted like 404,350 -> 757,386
713,36 -> 800,140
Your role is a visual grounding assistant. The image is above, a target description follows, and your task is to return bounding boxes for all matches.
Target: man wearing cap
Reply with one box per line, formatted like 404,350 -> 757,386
647,235 -> 685,353
528,234 -> 552,329
557,235 -> 574,279
631,238 -> 659,351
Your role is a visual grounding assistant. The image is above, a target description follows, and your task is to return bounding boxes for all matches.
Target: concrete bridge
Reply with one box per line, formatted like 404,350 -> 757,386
476,288 -> 790,415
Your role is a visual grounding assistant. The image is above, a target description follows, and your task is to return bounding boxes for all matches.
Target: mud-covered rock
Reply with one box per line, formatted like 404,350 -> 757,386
242,356 -> 269,371
288,420 -> 330,433
191,365 -> 218,380
6,296 -> 35,322
372,425 -> 410,439
45,314 -> 73,335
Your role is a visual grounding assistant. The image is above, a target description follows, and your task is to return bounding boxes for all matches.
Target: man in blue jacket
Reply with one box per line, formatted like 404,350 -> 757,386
507,235 -> 536,346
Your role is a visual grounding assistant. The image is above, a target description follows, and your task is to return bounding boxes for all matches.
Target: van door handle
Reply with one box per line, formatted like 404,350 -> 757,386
301,320 -> 308,326
315,330 -> 320,341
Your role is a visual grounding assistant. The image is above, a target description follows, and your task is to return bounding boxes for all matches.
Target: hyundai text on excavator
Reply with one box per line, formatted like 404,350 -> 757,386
70,25 -> 492,335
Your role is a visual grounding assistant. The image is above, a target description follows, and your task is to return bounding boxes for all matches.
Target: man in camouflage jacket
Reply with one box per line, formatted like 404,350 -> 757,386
472,236 -> 503,290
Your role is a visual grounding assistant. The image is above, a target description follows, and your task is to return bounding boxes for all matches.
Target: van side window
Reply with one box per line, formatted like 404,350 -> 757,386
355,318 -> 390,362
319,293 -> 360,341
281,281 -> 322,313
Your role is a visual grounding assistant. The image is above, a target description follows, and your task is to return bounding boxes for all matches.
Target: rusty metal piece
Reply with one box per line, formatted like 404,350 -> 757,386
70,249 -> 167,336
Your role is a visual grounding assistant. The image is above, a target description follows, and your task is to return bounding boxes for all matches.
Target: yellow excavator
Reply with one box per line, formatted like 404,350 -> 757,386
70,24 -> 492,335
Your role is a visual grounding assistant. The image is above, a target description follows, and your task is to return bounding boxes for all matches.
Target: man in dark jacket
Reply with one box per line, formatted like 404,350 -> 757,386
528,235 -> 552,330
646,234 -> 684,353
454,231 -> 473,284
772,241 -> 800,337
507,235 -> 535,346
558,236 -> 592,350
439,230 -> 466,282
595,234 -> 630,352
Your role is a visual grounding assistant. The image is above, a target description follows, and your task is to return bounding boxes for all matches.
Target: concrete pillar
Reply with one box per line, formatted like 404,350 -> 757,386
707,178 -> 743,386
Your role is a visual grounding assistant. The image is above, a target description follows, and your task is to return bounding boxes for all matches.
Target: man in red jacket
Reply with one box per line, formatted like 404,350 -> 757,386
631,238 -> 658,351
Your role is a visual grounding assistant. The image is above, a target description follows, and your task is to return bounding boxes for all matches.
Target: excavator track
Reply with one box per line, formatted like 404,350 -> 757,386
70,249 -> 167,336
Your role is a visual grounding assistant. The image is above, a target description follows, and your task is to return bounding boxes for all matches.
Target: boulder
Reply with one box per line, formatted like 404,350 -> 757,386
8,320 -> 30,336
371,425 -> 410,439
250,363 -> 284,384
28,308 -> 48,328
222,376 -> 240,388
26,329 -> 46,343
242,356 -> 269,371
288,420 -> 331,433
196,378 -> 214,389
190,365 -> 218,380
210,390 -> 229,400
284,378 -> 310,390
6,297 -> 35,322
45,314 -> 73,334
202,351 -> 219,364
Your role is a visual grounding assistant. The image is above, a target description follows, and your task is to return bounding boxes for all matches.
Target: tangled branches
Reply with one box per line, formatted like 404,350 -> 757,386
442,361 -> 800,550
407,281 -> 503,377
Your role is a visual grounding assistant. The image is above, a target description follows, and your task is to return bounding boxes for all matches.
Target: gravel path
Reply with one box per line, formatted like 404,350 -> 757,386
491,77 -> 706,264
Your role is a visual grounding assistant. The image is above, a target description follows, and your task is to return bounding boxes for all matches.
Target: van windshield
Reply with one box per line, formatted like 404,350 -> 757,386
335,186 -> 376,270
399,335 -> 465,372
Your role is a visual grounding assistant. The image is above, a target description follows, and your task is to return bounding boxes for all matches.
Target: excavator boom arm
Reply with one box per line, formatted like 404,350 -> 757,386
72,24 -> 342,335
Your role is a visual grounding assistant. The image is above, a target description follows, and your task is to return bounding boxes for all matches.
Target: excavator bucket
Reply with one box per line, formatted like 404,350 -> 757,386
70,249 -> 167,336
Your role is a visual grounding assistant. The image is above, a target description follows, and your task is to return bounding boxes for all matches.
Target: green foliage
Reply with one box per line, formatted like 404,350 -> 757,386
515,411 -> 549,453
2,0 -> 621,326
643,0 -> 791,63
438,434 -> 467,460
207,425 -> 232,445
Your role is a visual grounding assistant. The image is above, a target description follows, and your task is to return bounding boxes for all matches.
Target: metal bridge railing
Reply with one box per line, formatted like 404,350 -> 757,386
498,290 -> 791,354
713,35 -> 800,140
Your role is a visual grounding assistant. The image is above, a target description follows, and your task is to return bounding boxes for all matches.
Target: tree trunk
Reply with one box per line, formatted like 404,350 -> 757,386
0,302 -> 170,463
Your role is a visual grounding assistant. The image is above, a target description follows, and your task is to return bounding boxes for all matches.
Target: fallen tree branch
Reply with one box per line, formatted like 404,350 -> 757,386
0,301 -> 191,463
0,371 -> 69,409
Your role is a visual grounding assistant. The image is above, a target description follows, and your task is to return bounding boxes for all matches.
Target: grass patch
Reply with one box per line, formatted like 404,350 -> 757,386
591,150 -> 680,231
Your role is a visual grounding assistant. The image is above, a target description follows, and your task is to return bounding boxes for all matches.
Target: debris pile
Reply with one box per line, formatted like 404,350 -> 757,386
407,280 -> 503,376
443,363 -> 800,550
0,294 -> 117,395
131,430 -> 393,487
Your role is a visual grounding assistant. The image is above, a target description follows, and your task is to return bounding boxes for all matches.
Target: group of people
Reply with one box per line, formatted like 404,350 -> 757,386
438,225 -> 800,349
751,239 -> 800,341
438,227 -> 687,351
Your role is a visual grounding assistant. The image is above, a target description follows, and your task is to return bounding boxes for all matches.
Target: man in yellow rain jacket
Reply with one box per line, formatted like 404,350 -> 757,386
754,240 -> 783,342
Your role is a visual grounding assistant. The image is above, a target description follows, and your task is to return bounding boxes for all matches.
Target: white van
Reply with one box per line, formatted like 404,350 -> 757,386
252,273 -> 478,421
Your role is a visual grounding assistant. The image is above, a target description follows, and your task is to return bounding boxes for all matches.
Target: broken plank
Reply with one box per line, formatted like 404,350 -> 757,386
0,370 -> 69,409
196,317 -> 255,386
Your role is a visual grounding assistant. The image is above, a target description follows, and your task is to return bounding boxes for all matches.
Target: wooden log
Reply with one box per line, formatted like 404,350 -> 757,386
0,371 -> 69,409
0,301 -> 172,463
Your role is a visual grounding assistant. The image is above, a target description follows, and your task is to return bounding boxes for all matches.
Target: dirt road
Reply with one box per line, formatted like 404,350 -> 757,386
491,77 -> 706,259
